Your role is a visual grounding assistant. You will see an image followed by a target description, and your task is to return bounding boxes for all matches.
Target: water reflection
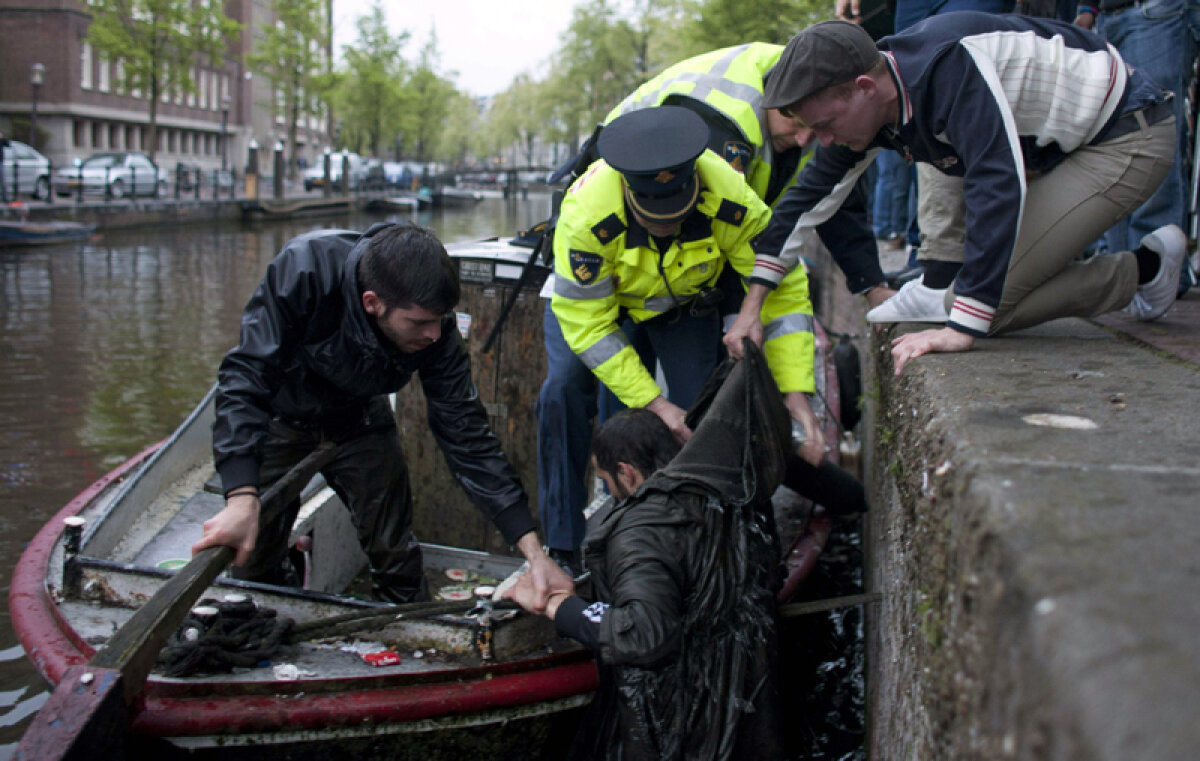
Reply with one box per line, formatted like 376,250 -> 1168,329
0,195 -> 550,756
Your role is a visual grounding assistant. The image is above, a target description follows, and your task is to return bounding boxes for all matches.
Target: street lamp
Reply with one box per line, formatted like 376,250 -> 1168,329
220,94 -> 231,172
30,63 -> 46,148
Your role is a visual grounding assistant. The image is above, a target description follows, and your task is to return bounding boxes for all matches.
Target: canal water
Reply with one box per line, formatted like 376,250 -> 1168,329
0,194 -> 864,759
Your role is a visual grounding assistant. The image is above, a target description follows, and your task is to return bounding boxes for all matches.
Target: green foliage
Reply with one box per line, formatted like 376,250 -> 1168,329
676,0 -> 831,50
325,0 -> 841,168
246,0 -> 327,180
85,0 -> 241,161
333,1 -> 408,158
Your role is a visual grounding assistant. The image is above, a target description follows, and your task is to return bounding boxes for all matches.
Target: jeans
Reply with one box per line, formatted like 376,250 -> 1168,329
894,0 -> 1015,31
872,150 -> 914,239
536,299 -> 722,551
1094,0 -> 1198,293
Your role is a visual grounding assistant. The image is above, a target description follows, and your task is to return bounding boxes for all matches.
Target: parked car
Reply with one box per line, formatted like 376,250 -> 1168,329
303,152 -> 364,191
53,152 -> 168,199
0,139 -> 52,199
173,162 -> 234,193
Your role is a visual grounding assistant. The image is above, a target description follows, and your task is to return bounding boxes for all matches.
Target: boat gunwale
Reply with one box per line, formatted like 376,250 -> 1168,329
11,445 -> 598,736
9,444 -> 160,685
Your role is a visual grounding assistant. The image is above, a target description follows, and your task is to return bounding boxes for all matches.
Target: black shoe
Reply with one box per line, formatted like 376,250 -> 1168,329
548,548 -> 581,579
884,263 -> 924,290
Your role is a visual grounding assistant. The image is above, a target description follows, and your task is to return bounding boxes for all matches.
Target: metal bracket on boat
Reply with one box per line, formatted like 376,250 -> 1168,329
468,588 -> 499,661
61,516 -> 87,598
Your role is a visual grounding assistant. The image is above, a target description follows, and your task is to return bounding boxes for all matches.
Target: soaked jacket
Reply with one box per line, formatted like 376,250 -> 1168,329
551,150 -> 815,409
211,222 -> 534,545
553,344 -> 789,761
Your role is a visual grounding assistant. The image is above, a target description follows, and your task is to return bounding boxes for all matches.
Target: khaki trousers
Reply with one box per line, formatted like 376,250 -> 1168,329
921,118 -> 1175,334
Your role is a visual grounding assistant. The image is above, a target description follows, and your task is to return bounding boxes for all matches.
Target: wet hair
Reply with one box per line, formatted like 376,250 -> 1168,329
356,223 -> 460,315
591,408 -> 681,480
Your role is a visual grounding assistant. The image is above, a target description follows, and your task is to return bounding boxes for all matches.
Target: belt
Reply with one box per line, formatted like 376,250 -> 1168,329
1099,98 -> 1175,143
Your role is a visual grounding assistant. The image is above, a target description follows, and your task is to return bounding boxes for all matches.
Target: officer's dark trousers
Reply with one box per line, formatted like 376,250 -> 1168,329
230,398 -> 427,603
536,300 -> 722,552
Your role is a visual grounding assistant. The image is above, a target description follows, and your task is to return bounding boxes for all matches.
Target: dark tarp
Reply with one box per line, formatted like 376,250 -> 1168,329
572,340 -> 790,761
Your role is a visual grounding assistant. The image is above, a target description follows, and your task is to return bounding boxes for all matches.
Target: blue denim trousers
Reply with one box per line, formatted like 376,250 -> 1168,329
872,149 -> 915,239
1095,0 -> 1197,255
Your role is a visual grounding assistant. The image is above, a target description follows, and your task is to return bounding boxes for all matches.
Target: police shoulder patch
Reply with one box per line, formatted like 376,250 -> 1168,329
590,213 -> 627,244
715,199 -> 748,226
569,250 -> 604,285
723,140 -> 753,174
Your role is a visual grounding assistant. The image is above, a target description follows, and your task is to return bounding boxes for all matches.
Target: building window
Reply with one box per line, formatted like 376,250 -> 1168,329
98,56 -> 110,93
187,68 -> 197,107
115,60 -> 126,95
74,119 -> 87,148
126,125 -> 136,150
109,123 -> 120,149
91,122 -> 103,149
81,42 -> 93,90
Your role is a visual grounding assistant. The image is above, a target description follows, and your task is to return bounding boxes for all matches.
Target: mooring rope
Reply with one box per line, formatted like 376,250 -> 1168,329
158,596 -> 294,677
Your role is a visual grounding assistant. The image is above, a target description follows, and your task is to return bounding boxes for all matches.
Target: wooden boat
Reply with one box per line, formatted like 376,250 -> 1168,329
363,192 -> 431,213
9,380 -> 596,757
11,235 -> 851,757
0,219 -> 95,247
431,187 -> 484,209
239,196 -> 354,220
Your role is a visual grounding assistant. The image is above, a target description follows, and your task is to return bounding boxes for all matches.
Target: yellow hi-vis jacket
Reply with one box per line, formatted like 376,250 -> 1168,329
551,150 -> 814,409
605,42 -> 804,207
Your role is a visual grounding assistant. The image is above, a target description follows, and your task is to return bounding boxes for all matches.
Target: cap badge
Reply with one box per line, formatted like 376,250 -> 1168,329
653,170 -> 675,184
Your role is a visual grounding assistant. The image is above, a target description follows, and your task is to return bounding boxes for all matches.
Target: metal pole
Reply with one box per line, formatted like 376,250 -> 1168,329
30,63 -> 45,148
220,95 -> 230,173
273,141 -> 284,199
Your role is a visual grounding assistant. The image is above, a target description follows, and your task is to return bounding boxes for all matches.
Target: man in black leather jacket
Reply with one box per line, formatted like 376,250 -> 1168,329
192,222 -> 571,605
506,349 -> 789,759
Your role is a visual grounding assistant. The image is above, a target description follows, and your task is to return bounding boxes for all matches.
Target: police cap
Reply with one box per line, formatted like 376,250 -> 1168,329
597,105 -> 708,223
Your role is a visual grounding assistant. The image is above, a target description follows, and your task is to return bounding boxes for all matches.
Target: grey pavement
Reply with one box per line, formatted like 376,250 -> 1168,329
819,240 -> 1200,760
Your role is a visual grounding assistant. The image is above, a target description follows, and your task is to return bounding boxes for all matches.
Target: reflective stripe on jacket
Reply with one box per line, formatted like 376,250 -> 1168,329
551,150 -> 815,408
605,43 -> 802,206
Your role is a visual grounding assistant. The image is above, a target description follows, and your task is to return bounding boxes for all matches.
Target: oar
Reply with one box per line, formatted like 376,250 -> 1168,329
16,441 -> 338,761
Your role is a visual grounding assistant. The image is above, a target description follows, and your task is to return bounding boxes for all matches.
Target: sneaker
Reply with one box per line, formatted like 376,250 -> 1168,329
883,263 -> 924,290
1126,224 -> 1187,321
866,277 -> 949,323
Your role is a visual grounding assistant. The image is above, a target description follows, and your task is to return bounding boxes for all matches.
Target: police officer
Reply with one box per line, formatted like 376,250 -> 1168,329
536,106 -> 824,570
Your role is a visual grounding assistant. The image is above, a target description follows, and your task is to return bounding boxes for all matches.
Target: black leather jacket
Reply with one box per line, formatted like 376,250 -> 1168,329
212,223 -> 534,544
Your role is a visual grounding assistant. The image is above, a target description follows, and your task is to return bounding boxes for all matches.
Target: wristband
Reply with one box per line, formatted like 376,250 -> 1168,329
225,487 -> 259,500
1078,5 -> 1098,14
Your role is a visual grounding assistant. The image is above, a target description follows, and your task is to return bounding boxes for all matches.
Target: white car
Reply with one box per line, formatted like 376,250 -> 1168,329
0,139 -> 52,200
54,152 -> 168,199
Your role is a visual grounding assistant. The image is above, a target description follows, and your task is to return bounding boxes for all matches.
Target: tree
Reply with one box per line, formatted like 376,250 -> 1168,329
335,1 -> 407,158
247,0 -> 327,181
400,31 -> 459,162
678,0 -> 830,51
86,0 -> 241,164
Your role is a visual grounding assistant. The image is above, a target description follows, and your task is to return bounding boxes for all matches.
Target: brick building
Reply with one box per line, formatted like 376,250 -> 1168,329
0,0 -> 328,178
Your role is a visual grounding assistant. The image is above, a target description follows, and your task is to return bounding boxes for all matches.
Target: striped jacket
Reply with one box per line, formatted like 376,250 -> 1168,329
751,11 -> 1169,336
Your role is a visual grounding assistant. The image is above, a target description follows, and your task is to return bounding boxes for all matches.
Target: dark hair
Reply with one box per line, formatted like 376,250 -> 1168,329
356,223 -> 460,314
591,408 -> 681,479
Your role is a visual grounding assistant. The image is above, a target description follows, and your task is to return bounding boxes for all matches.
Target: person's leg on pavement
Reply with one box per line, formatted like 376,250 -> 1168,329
1095,0 -> 1189,289
868,166 -> 964,322
323,401 -> 426,603
989,119 -> 1176,333
537,300 -> 599,556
